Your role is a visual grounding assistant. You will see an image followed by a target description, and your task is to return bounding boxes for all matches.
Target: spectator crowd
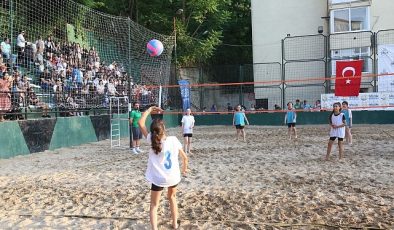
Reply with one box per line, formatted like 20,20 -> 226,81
0,31 -> 154,121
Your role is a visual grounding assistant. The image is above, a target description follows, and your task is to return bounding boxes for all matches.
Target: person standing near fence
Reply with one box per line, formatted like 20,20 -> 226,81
1,38 -> 11,63
284,102 -> 297,140
342,101 -> 353,145
326,102 -> 346,160
138,106 -> 188,230
16,31 -> 26,65
181,108 -> 195,154
129,102 -> 143,154
0,73 -> 11,122
294,99 -> 302,110
233,104 -> 249,142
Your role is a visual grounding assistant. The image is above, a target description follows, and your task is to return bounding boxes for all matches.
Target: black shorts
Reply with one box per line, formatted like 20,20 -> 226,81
151,183 -> 178,191
287,123 -> 296,128
183,133 -> 193,137
131,127 -> 142,140
235,125 -> 244,129
329,137 -> 344,141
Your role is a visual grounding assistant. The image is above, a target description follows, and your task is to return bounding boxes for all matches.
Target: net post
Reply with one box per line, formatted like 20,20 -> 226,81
9,0 -> 14,75
128,102 -> 132,149
281,39 -> 286,109
173,16 -> 177,81
372,32 -> 378,92
239,65 -> 244,106
325,34 -> 331,94
159,85 -> 162,108
127,17 -> 132,149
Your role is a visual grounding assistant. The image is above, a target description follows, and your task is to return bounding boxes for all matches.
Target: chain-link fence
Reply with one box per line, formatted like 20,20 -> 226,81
170,29 -> 394,112
0,0 -> 173,120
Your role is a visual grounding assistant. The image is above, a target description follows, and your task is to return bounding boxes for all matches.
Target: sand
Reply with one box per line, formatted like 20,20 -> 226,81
0,125 -> 393,229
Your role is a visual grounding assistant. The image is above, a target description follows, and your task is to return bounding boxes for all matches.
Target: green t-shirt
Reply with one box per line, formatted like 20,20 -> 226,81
294,103 -> 302,109
129,110 -> 142,127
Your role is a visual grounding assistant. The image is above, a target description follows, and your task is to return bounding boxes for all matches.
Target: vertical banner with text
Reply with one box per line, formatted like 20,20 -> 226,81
178,80 -> 191,111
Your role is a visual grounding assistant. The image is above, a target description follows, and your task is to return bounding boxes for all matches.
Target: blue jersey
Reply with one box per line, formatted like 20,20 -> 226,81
234,112 -> 245,126
286,110 -> 296,123
342,109 -> 351,126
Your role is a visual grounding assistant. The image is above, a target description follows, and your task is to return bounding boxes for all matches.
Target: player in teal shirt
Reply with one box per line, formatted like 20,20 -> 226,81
233,105 -> 249,142
341,101 -> 353,145
284,102 -> 297,140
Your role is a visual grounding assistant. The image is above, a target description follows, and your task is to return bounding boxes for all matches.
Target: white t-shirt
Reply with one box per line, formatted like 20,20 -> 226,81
145,133 -> 183,187
329,112 -> 345,138
181,115 -> 195,134
1,41 -> 11,55
17,34 -> 26,48
96,84 -> 104,94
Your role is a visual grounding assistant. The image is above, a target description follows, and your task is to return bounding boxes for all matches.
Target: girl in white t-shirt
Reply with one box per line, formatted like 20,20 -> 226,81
138,106 -> 188,230
181,108 -> 195,154
326,102 -> 346,160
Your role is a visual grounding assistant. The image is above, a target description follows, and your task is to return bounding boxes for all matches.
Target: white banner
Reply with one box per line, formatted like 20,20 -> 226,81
321,93 -> 394,111
378,45 -> 394,92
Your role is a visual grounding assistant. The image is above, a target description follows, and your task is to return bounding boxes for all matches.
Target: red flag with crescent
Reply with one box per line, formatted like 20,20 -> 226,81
335,60 -> 363,96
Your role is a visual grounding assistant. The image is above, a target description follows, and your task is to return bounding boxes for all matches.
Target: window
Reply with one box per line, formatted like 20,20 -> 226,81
351,8 -> 368,31
359,88 -> 370,93
331,7 -> 369,33
333,9 -> 349,32
331,47 -> 371,74
331,0 -> 359,4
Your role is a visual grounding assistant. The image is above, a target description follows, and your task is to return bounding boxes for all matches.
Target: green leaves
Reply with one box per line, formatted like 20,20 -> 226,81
77,0 -> 252,66
177,29 -> 223,66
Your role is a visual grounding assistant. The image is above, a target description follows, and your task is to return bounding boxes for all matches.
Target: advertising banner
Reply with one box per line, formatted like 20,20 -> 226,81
378,45 -> 394,92
178,80 -> 191,112
321,92 -> 394,111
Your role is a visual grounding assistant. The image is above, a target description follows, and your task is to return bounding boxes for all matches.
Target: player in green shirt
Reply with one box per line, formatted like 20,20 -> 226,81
129,102 -> 143,154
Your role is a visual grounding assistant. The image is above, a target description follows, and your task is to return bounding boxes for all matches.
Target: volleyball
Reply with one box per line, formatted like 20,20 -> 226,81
147,39 -> 164,57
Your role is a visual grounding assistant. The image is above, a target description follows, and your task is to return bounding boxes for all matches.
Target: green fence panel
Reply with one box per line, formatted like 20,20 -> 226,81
194,114 -> 233,126
0,122 -> 30,158
2,111 -> 392,159
49,117 -> 97,150
193,111 -> 394,126
352,111 -> 394,124
163,114 -> 181,128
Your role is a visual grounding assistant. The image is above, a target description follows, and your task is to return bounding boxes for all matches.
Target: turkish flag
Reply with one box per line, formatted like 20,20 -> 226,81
335,60 -> 363,96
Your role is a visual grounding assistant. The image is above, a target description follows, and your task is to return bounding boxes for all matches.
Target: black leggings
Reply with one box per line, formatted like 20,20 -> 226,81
329,137 -> 343,141
151,183 -> 178,191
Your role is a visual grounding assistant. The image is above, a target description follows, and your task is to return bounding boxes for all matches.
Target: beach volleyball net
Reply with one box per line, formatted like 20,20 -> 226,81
0,0 -> 174,115
158,70 -> 394,114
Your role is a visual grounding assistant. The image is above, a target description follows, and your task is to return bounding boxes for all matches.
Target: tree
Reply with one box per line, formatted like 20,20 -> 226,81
210,0 -> 252,65
175,0 -> 231,66
76,0 -> 251,66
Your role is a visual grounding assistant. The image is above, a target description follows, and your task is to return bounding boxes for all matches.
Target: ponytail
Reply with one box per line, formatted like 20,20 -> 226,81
150,119 -> 165,154
151,131 -> 162,154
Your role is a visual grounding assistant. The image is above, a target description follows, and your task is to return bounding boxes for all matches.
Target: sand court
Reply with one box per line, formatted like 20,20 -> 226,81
0,125 -> 393,229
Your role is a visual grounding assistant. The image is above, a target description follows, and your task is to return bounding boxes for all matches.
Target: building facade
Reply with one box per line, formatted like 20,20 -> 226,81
251,0 -> 394,109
